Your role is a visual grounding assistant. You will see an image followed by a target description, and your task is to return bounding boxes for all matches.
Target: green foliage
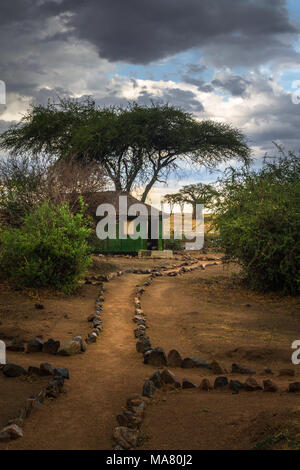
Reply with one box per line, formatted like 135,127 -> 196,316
0,98 -> 251,201
164,182 -> 219,217
204,232 -> 221,250
0,154 -> 49,227
164,231 -> 185,251
213,150 -> 300,295
0,200 -> 92,293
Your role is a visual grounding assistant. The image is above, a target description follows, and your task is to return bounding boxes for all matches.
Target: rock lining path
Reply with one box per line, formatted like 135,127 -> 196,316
5,274 -> 151,450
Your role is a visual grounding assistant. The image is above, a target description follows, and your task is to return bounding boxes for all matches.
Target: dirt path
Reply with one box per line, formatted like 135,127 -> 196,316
2,260 -> 300,450
3,274 -> 150,450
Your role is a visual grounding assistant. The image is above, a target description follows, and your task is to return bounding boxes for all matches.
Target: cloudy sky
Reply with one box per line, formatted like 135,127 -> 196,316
1,0 -> 300,206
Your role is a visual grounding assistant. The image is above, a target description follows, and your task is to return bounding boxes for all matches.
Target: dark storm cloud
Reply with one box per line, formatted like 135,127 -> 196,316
211,76 -> 251,97
49,0 -> 297,65
0,0 -> 298,74
181,76 -> 214,93
138,88 -> 204,113
2,0 -> 295,66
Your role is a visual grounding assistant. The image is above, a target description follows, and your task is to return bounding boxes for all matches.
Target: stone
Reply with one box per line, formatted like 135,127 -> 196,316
117,412 -> 142,429
0,430 -> 11,441
229,380 -> 244,393
134,317 -> 147,327
244,377 -> 262,391
27,338 -> 43,353
181,357 -> 210,369
0,424 -> 23,440
211,360 -> 225,375
42,338 -> 60,355
143,347 -> 167,367
199,378 -> 213,391
86,333 -> 98,344
214,377 -> 228,389
288,382 -> 300,393
6,339 -> 25,352
87,314 -> 97,322
92,318 -> 103,328
160,369 -> 181,388
73,336 -> 87,352
263,379 -> 278,392
142,380 -> 156,398
279,369 -> 295,377
136,337 -> 151,353
3,363 -> 26,377
27,366 -> 40,376
134,327 -> 146,339
24,397 -> 36,418
149,370 -> 163,389
232,363 -> 256,375
39,363 -> 54,376
126,394 -> 144,408
58,340 -> 81,356
182,378 -> 196,389
7,417 -> 24,428
113,427 -> 139,450
35,303 -> 44,310
167,349 -> 182,367
48,376 -> 64,395
53,367 -> 69,379
131,402 -> 145,418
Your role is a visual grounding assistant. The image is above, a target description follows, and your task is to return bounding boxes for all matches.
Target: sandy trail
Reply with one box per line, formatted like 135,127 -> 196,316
3,274 -> 150,450
2,260 -> 299,450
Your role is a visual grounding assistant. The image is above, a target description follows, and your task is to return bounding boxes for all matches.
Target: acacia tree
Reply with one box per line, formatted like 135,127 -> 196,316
0,98 -> 251,201
164,183 -> 220,217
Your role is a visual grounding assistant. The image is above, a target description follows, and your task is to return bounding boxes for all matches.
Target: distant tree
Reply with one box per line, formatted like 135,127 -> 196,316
164,182 -> 219,217
0,98 -> 251,202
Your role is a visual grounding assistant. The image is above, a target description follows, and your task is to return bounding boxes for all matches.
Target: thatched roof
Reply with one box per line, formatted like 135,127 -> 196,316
81,191 -> 161,217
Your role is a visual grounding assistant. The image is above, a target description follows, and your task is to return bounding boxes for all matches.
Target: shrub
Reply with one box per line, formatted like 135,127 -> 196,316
164,231 -> 185,251
213,151 -> 300,295
0,200 -> 92,293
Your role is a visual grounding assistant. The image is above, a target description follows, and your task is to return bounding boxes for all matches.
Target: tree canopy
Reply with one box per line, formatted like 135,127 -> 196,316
0,98 -> 251,201
164,182 -> 219,217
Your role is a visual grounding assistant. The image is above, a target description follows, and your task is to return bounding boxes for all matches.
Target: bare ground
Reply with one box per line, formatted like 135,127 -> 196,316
0,255 -> 300,450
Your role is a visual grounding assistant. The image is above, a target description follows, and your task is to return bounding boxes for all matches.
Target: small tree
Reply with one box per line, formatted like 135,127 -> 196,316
0,153 -> 107,227
0,200 -> 92,293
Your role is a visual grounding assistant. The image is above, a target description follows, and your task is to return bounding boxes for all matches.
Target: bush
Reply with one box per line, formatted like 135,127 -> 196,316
0,200 -> 92,293
164,231 -> 185,251
213,151 -> 300,295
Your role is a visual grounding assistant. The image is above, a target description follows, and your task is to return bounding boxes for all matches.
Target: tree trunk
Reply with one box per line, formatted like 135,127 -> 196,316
140,174 -> 158,202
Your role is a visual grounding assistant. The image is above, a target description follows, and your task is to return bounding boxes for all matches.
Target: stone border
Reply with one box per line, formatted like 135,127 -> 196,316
132,260 -> 220,369
4,259 -> 190,357
112,367 -> 300,450
0,362 -> 69,442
